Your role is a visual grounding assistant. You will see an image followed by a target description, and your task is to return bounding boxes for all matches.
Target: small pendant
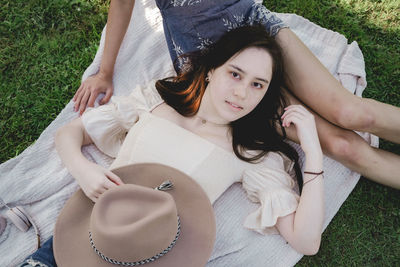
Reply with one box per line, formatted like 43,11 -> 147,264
201,119 -> 207,124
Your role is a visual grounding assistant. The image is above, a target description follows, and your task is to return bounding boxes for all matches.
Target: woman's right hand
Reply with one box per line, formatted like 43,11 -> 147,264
74,161 -> 124,202
281,105 -> 322,158
73,72 -> 114,115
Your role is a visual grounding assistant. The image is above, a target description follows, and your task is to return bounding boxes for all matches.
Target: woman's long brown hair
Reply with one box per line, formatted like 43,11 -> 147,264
156,25 -> 304,192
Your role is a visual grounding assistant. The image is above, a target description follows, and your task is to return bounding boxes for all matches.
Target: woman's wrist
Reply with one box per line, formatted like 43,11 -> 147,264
304,149 -> 323,163
303,171 -> 324,185
98,67 -> 114,80
64,154 -> 91,179
303,150 -> 323,180
70,165 -> 91,185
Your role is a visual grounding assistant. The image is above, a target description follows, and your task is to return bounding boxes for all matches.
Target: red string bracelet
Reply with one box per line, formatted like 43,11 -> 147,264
303,171 -> 324,185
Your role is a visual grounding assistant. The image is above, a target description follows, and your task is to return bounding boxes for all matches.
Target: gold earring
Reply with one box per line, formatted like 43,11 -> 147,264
205,76 -> 210,82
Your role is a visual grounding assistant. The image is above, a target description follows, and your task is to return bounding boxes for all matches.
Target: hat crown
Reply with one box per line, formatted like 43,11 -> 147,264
54,163 -> 216,267
90,184 -> 179,262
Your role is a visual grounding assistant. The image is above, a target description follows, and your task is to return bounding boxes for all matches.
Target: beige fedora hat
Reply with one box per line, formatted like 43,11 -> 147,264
54,163 -> 216,267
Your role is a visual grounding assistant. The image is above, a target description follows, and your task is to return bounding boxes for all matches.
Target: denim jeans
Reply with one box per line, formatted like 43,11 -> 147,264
156,0 -> 287,72
18,237 -> 56,267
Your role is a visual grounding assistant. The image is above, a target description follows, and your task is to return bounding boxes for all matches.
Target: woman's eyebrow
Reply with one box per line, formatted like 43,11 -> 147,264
228,64 -> 269,83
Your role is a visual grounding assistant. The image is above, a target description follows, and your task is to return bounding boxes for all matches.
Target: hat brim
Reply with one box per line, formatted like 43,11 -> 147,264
54,163 -> 216,267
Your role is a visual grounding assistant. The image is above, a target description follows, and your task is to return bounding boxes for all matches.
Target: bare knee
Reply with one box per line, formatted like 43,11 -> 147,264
332,98 -> 376,131
323,132 -> 365,169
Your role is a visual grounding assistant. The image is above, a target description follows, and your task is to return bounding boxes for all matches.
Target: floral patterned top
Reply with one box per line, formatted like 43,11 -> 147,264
155,0 -> 288,72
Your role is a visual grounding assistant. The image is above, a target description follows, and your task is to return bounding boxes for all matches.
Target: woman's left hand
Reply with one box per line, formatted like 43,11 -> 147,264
281,105 -> 322,156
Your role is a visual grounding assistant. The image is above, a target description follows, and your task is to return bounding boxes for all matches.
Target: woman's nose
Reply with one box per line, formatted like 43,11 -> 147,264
233,84 -> 247,99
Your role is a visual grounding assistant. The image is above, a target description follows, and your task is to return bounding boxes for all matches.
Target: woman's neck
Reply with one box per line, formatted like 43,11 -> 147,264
196,89 -> 230,127
151,102 -> 233,152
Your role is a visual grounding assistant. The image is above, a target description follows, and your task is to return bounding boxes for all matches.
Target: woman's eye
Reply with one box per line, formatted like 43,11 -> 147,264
253,82 -> 263,89
231,72 -> 240,79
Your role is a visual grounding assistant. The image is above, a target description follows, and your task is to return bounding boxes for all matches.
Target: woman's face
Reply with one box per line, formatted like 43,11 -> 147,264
204,47 -> 273,123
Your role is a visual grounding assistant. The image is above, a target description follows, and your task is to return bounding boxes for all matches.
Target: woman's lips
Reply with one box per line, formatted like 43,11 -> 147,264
225,100 -> 243,110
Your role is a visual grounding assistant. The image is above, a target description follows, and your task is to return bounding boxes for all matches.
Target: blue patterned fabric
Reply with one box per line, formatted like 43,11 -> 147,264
155,0 -> 288,72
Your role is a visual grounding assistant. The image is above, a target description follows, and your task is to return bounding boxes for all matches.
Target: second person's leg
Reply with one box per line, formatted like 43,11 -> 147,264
275,28 -> 400,144
281,90 -> 400,189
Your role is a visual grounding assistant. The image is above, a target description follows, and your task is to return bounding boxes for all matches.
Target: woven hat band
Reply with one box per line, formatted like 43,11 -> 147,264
89,216 -> 181,266
89,184 -> 179,262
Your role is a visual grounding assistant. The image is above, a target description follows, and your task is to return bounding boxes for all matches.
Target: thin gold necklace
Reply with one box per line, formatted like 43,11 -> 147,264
195,115 -> 229,127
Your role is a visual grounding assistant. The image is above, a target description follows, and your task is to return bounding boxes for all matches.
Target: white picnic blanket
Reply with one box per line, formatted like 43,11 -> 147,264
0,0 -> 378,266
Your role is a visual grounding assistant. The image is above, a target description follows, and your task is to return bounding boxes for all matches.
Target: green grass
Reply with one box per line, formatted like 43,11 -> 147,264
0,0 -> 108,159
1,0 -> 399,265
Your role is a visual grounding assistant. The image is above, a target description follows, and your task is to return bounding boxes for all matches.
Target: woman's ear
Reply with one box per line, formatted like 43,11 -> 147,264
207,70 -> 214,81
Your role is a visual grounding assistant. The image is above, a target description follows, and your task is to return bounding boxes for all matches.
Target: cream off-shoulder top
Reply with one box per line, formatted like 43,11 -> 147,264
81,81 -> 299,234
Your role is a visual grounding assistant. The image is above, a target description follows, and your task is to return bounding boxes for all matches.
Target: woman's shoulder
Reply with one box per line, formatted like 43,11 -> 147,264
150,102 -> 183,125
151,102 -> 176,116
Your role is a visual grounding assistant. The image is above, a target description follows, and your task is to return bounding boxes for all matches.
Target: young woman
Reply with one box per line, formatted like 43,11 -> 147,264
20,25 -> 323,266
73,0 -> 400,188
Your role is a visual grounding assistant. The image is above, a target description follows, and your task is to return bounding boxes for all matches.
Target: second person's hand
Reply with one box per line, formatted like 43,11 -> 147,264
73,72 -> 114,115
